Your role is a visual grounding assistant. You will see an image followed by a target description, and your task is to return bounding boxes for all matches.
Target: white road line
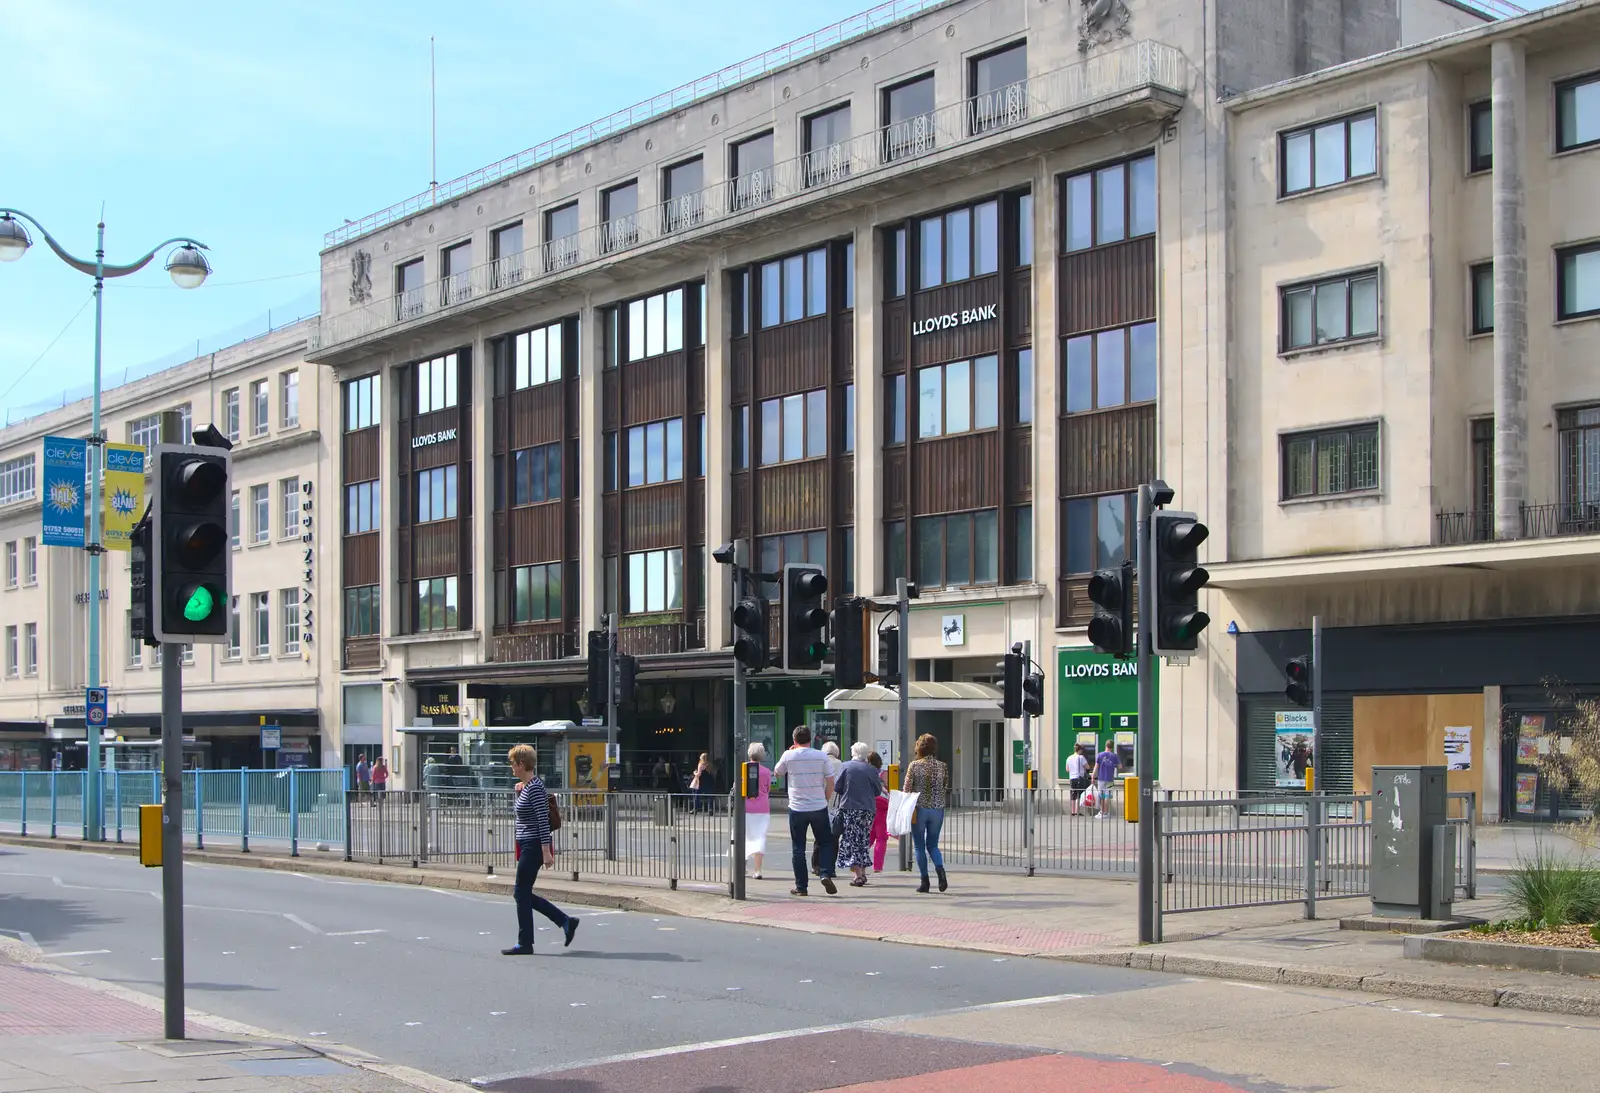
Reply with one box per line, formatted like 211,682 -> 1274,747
283,914 -> 323,934
327,929 -> 386,937
42,950 -> 110,958
470,992 -> 1088,1083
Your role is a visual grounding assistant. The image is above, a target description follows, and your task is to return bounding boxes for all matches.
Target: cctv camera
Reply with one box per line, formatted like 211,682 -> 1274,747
712,542 -> 737,565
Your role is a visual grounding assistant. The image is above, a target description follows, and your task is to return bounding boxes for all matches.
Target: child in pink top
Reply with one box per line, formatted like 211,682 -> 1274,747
743,742 -> 774,879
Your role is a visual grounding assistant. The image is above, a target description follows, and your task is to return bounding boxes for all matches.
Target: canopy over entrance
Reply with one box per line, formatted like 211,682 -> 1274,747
823,681 -> 1003,712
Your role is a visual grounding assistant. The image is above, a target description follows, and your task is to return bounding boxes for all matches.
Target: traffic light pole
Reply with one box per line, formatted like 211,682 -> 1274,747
1135,482 -> 1157,944
896,577 -> 911,873
159,642 -> 185,1038
605,611 -> 618,862
1311,615 -> 1322,792
730,542 -> 749,902
1021,639 -> 1034,878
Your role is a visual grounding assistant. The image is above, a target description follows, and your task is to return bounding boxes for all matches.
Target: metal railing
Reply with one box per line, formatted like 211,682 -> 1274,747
1436,500 -> 1600,544
310,40 -> 1185,353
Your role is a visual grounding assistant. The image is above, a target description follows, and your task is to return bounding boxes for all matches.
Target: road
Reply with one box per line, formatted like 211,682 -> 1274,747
0,843 -> 1587,1092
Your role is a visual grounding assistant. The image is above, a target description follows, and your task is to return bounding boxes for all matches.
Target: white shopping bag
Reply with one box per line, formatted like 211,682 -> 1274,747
886,789 -> 920,837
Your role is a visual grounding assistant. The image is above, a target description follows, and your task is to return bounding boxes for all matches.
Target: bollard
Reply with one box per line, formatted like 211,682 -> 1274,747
240,768 -> 250,852
114,772 -> 123,843
289,770 -> 300,858
1123,775 -> 1139,824
50,771 -> 57,838
195,772 -> 205,850
19,772 -> 26,838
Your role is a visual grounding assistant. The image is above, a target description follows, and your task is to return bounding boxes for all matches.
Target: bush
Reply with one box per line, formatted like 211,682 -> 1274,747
1592,923 -> 1600,943
1505,851 -> 1600,927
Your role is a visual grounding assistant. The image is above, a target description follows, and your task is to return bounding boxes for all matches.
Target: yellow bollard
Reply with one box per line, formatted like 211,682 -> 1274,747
138,804 -> 163,868
1025,769 -> 1038,791
1305,766 -> 1315,793
1123,775 -> 1139,824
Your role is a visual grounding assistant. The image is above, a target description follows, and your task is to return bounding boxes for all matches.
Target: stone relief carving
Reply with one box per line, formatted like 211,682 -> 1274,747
349,249 -> 373,305
1079,0 -> 1132,52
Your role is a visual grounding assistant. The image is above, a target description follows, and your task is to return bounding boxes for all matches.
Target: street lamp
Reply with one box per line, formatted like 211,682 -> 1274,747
0,208 -> 212,842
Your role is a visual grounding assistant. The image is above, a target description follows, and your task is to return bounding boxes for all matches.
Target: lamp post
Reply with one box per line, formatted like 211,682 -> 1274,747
0,210 -> 210,842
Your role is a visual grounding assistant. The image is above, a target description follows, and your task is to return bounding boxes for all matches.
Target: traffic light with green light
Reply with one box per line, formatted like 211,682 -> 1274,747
151,444 -> 231,644
780,563 -> 828,672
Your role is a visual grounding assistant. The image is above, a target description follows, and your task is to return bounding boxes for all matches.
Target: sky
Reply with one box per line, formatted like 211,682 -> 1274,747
0,0 -> 1561,424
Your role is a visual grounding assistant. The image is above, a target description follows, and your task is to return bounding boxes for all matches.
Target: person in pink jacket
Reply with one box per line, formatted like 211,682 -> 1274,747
867,751 -> 890,872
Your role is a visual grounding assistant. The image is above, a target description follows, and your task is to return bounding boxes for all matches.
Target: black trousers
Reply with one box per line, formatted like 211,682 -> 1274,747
514,843 -> 569,948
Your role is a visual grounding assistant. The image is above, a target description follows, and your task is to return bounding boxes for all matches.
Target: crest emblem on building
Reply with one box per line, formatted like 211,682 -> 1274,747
349,249 -> 373,305
1079,0 -> 1132,52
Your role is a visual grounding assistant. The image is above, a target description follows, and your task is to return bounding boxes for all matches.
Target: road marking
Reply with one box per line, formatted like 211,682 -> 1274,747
865,971 -> 881,976
490,1012 -> 506,1016
569,1003 -> 586,1008
726,987 -> 742,992
471,992 -> 1088,1084
222,951 -> 237,955
284,913 -> 323,934
42,950 -> 110,958
406,1022 -> 422,1027
1222,982 -> 1274,992
416,936 -> 430,940
328,929 -> 386,937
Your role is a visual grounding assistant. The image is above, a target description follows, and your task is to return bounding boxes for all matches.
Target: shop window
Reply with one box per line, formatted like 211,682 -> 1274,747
1280,109 -> 1378,195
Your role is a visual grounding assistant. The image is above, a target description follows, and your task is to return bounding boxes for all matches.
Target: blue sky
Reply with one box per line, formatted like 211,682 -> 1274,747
0,0 -> 1556,422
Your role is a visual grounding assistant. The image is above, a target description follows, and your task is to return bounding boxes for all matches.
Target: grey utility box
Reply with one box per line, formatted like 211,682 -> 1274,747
1370,765 -> 1447,918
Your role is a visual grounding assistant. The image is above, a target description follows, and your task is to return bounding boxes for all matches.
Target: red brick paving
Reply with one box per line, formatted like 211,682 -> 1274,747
739,903 -> 1114,952
0,962 -> 166,1037
822,1054 -> 1251,1092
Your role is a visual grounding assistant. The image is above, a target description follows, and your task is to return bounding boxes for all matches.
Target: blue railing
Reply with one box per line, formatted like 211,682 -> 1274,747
0,769 -> 349,857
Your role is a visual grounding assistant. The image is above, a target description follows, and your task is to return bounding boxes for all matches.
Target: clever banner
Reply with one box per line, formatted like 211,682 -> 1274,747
102,443 -> 146,551
40,436 -> 87,548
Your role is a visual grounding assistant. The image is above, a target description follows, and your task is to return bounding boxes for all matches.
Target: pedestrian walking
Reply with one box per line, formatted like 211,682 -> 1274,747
905,733 -> 950,893
1066,746 -> 1090,816
773,725 -> 837,896
354,753 -> 371,798
833,742 -> 883,887
813,740 -> 844,876
502,744 -> 579,956
1094,741 -> 1120,818
867,751 -> 890,872
690,753 -> 714,814
743,742 -> 773,879
370,756 -> 389,800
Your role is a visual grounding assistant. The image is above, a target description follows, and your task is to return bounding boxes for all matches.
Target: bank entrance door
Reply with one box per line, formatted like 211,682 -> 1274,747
975,720 -> 1005,804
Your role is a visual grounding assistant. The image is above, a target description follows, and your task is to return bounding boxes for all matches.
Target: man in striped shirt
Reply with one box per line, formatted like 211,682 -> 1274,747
503,744 -> 579,955
773,725 -> 837,896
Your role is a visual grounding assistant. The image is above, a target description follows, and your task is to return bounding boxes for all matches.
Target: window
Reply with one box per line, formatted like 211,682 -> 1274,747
732,406 -> 750,471
1468,101 -> 1492,173
731,269 -> 751,336
1064,322 -> 1156,412
251,484 -> 270,543
887,226 -> 907,298
842,384 -> 855,454
840,527 -> 855,595
917,355 -> 1000,437
843,240 -> 856,309
229,489 -> 241,549
512,322 -> 564,389
915,510 -> 998,589
3,626 -> 14,678
396,258 -> 425,320
252,591 -> 271,656
626,548 -> 683,613
440,240 -> 472,305
0,454 -> 35,506
226,595 -> 241,658
917,199 -> 1000,289
511,562 -> 563,623
602,181 -> 639,252
416,466 -> 459,523
885,373 -> 906,445
626,418 -> 685,485
1471,262 -> 1494,335
416,353 -> 458,414
346,585 -> 380,637
1559,407 -> 1600,524
280,370 -> 300,428
803,104 -> 851,187
22,537 -> 35,585
1557,243 -> 1600,321
1280,110 -> 1378,195
128,413 -> 161,461
883,74 -> 935,163
1014,348 -> 1034,423
280,478 -> 300,539
345,374 -> 381,431
415,576 -> 459,632
757,531 -> 827,597
884,519 -> 906,589
512,443 -> 562,505
603,431 -> 619,490
1063,492 -> 1135,575
23,623 -> 36,676
1471,417 -> 1494,529
626,288 -> 686,360
280,589 -> 301,654
697,413 -> 707,477
1281,423 -> 1381,499
759,390 -> 827,465
492,221 -> 524,287
1011,505 -> 1033,583
731,131 -> 774,210
1556,74 -> 1600,153
1281,270 -> 1380,350
1017,191 -> 1033,267
970,41 -> 1027,134
129,612 -> 143,667
222,388 -> 240,442
1063,154 -> 1156,252
544,203 -> 579,271
662,157 -> 704,232
250,380 -> 269,436
3,542 -> 14,588
759,248 -> 827,327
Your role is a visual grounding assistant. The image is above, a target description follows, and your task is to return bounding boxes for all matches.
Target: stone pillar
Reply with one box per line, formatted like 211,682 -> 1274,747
1491,38 -> 1528,540
704,258 -> 731,644
578,291 -> 603,637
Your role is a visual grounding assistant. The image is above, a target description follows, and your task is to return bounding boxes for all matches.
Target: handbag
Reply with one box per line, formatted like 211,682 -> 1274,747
886,789 -> 919,837
547,794 -> 562,833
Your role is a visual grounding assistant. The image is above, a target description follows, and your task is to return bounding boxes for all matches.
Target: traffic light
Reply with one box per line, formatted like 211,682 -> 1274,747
732,594 -> 769,672
1285,655 -> 1313,707
831,598 -> 866,689
1151,510 -> 1211,655
1022,672 -> 1044,717
151,444 -> 231,643
1001,651 -> 1025,718
614,653 -> 638,707
781,563 -> 828,672
130,508 -> 155,646
586,630 -> 610,715
1086,559 -> 1134,657
878,627 -> 902,687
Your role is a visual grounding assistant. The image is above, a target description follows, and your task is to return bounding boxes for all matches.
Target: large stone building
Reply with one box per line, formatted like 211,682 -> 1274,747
305,0 -> 1530,794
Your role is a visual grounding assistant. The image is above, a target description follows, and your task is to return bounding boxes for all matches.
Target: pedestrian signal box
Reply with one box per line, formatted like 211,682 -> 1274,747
139,804 -> 163,867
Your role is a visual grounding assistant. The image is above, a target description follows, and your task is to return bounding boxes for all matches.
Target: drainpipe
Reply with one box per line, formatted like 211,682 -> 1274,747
1491,38 -> 1529,540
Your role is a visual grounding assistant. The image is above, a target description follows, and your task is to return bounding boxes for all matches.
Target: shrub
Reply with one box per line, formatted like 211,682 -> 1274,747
1504,850 -> 1600,927
1592,923 -> 1600,943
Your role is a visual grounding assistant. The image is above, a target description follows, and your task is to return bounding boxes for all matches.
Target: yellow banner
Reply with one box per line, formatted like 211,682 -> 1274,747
101,443 -> 146,551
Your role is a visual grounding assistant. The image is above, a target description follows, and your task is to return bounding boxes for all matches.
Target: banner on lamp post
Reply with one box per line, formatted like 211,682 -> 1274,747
41,436 -> 87,548
102,444 -> 146,551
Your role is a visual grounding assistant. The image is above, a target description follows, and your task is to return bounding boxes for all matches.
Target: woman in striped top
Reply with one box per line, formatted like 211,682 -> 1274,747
503,744 -> 579,955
